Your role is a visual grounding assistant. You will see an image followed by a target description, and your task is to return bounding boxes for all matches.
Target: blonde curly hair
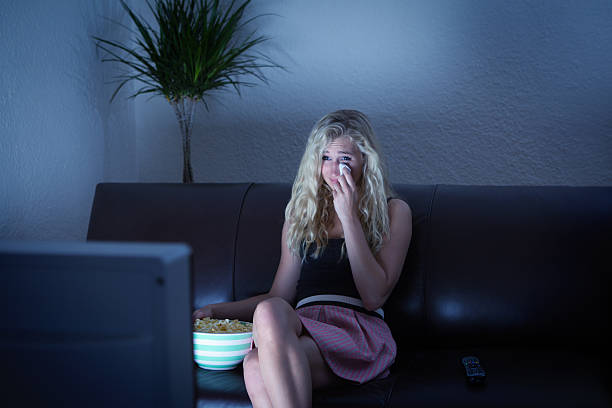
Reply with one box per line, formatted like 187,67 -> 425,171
285,109 -> 395,259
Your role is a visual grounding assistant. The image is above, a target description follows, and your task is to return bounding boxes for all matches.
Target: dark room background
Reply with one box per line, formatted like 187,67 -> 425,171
1,0 -> 611,240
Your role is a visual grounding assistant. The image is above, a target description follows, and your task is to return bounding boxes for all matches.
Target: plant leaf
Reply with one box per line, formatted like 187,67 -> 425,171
93,0 -> 283,102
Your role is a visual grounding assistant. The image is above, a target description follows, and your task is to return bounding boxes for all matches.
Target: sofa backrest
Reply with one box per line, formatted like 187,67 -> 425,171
88,183 -> 611,350
414,185 -> 611,349
87,183 -> 251,308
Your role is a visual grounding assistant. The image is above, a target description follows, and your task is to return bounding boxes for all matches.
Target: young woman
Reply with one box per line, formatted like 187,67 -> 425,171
193,109 -> 412,408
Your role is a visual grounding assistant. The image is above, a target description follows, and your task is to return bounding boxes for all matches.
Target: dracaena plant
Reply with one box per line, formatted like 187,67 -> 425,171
94,0 -> 281,183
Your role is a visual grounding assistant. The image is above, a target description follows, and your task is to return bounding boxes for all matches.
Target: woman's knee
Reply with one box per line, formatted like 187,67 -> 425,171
253,297 -> 299,344
253,297 -> 292,327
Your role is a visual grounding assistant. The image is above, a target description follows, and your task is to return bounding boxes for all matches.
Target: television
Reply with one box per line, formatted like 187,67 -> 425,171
0,240 -> 194,408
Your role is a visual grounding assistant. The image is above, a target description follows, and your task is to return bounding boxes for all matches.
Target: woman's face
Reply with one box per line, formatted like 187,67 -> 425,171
321,136 -> 365,188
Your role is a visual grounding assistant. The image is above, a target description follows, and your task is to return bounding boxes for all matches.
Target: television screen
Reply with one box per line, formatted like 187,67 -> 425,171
0,240 -> 194,408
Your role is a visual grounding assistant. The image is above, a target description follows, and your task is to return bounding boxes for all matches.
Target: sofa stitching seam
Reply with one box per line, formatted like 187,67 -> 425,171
424,184 -> 438,339
232,182 -> 254,301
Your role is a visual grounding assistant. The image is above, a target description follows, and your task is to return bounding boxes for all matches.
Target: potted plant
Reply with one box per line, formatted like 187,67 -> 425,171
94,0 -> 281,183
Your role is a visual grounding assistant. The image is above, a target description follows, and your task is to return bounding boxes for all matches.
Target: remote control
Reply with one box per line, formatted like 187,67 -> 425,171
461,356 -> 486,385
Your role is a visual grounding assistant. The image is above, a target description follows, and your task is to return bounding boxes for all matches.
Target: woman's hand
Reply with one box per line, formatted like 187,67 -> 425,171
331,170 -> 359,225
192,304 -> 214,321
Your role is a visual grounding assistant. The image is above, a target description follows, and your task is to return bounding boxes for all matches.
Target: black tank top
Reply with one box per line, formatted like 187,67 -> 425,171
295,239 -> 360,302
295,197 -> 394,318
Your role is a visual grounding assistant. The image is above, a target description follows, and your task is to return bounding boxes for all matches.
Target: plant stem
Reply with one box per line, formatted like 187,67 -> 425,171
172,97 -> 196,183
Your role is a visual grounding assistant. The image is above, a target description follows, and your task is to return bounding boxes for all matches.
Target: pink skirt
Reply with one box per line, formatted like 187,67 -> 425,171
296,305 -> 397,384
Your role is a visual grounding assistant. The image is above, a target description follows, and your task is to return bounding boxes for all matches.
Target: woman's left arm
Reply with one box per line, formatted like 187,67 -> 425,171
334,176 -> 413,311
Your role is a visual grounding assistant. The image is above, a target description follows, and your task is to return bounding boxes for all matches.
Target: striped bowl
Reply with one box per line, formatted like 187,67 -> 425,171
193,329 -> 253,370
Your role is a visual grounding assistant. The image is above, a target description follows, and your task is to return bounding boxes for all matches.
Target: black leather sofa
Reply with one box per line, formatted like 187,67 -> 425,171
87,183 -> 612,408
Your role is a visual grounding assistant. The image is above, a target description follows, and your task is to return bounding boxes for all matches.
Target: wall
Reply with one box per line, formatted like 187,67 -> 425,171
0,0 -> 136,240
136,0 -> 612,185
1,0 -> 611,241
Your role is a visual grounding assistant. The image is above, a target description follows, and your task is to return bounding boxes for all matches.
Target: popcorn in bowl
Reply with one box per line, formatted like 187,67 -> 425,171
193,318 -> 254,370
194,317 -> 253,333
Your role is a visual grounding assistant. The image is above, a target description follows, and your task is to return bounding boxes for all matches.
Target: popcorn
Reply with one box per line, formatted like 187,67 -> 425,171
193,317 -> 253,333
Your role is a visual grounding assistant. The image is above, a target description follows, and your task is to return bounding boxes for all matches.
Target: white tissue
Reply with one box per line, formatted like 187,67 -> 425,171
339,163 -> 351,175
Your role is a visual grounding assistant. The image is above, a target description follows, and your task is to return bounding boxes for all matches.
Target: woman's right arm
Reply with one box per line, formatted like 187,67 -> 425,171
192,220 -> 301,322
192,293 -> 272,322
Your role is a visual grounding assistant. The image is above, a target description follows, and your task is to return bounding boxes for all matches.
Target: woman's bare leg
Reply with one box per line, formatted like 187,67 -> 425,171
253,297 -> 310,407
243,348 -> 272,408
249,297 -> 338,408
297,334 -> 339,390
243,335 -> 337,407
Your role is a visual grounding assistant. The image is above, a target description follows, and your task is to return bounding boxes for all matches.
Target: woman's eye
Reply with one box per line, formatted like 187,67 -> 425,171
322,155 -> 330,161
341,156 -> 352,162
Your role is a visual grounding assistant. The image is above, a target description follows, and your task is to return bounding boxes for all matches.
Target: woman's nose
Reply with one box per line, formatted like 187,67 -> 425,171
331,162 -> 340,175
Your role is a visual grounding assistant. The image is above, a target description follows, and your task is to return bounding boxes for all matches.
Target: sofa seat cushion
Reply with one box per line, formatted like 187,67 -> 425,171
389,347 -> 610,408
196,365 -> 396,408
196,347 -> 610,407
